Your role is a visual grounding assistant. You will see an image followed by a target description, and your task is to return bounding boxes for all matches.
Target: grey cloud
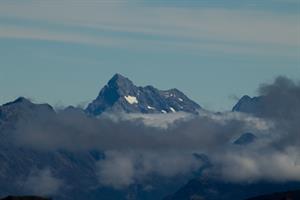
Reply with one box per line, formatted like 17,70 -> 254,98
103,111 -> 194,129
12,109 -> 247,152
258,76 -> 300,120
256,76 -> 300,148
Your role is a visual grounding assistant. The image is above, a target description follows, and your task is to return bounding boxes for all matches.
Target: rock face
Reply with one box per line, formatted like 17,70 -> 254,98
0,196 -> 50,200
86,73 -> 201,115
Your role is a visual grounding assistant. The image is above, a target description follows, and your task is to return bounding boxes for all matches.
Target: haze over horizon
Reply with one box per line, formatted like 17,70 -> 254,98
0,0 -> 299,111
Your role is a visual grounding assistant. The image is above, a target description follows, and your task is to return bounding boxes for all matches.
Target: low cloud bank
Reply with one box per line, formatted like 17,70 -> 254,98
96,150 -> 203,189
11,76 -> 300,188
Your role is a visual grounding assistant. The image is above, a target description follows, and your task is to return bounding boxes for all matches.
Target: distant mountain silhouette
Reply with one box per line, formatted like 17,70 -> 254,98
232,95 -> 264,116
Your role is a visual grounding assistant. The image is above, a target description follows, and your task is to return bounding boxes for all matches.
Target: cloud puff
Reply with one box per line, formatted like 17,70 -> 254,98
211,146 -> 300,183
23,168 -> 63,196
254,76 -> 300,147
257,76 -> 300,120
103,111 -> 194,129
96,150 -> 203,189
96,151 -> 136,189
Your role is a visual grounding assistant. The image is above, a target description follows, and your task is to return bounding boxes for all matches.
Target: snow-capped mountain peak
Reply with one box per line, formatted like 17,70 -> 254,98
86,73 -> 201,115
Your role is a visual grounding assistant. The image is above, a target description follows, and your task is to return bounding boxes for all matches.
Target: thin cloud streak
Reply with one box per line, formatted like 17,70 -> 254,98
0,1 -> 299,57
0,25 -> 298,58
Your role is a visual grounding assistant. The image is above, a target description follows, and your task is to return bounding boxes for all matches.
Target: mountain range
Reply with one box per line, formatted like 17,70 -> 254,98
0,74 -> 298,200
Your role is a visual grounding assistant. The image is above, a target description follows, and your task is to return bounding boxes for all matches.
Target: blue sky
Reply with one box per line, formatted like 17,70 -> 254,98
0,0 -> 299,111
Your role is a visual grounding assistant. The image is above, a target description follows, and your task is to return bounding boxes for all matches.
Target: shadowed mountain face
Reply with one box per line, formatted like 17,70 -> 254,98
0,97 -> 56,140
0,97 -> 55,122
233,132 -> 257,145
86,73 -> 201,115
0,196 -> 50,200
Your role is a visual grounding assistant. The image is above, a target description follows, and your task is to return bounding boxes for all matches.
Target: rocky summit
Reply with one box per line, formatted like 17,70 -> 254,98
232,95 -> 264,116
85,73 -> 201,115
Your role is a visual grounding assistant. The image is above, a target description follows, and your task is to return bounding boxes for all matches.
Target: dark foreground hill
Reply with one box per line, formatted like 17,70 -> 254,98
0,196 -> 50,200
164,178 -> 300,200
246,190 -> 300,200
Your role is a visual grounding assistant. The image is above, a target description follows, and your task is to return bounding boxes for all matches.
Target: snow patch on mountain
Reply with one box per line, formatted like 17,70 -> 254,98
147,105 -> 155,110
124,95 -> 138,104
170,107 -> 176,113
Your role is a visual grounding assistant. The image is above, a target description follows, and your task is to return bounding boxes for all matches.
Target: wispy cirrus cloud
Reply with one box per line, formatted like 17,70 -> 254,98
0,0 -> 299,56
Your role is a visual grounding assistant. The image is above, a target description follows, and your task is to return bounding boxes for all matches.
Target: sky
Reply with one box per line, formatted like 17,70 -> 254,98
0,0 -> 299,111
